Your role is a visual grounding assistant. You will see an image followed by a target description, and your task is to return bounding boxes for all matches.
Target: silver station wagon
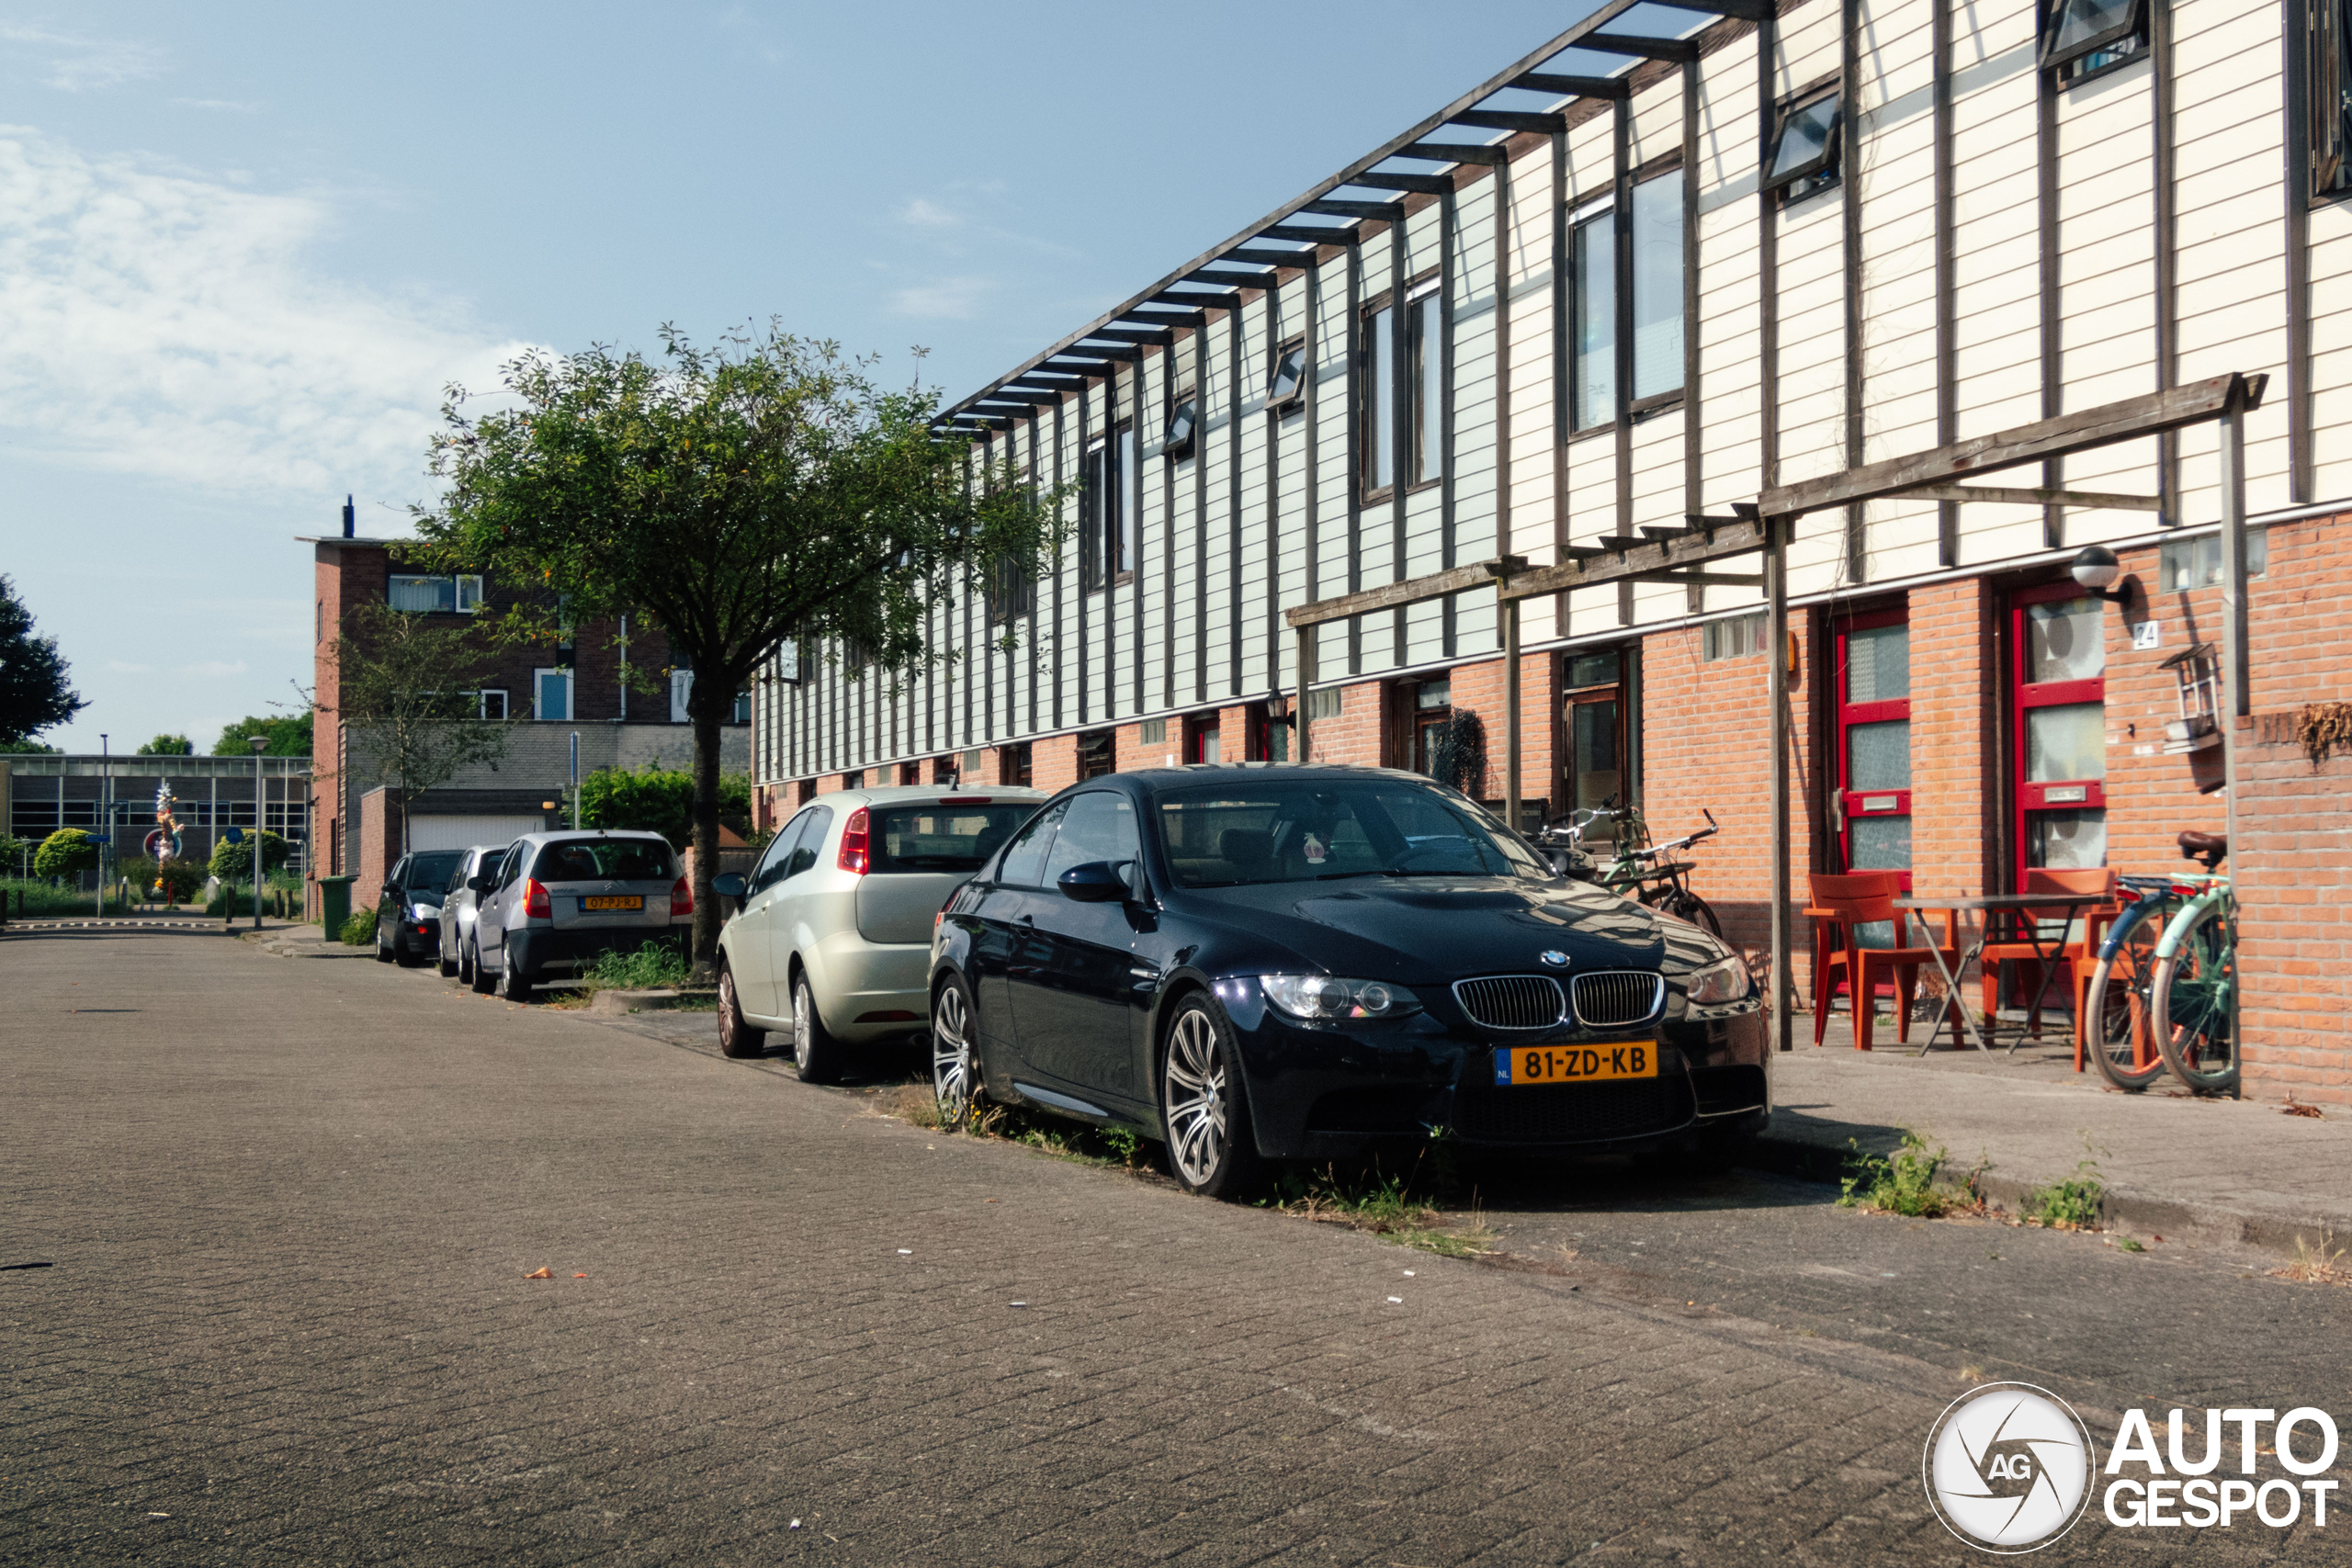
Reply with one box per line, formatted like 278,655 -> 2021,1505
714,785 -> 1046,1079
472,829 -> 692,1002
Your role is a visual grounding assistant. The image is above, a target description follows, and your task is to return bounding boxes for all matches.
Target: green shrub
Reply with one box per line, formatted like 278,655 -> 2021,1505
340,910 -> 376,945
579,763 -> 753,850
584,941 -> 692,990
1838,1132 -> 1975,1218
32,829 -> 96,879
0,877 -> 111,917
208,829 -> 290,882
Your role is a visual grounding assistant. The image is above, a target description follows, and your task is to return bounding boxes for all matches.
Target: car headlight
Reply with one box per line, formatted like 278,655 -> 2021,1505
1683,953 -> 1753,1007
1259,974 -> 1422,1021
409,903 -> 441,922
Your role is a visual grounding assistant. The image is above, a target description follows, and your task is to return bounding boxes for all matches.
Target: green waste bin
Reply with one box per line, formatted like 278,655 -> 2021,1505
317,874 -> 355,937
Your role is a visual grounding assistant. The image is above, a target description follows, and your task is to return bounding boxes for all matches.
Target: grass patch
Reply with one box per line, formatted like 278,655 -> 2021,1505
2269,1232 -> 2352,1286
584,942 -> 694,990
1838,1131 -> 1983,1219
2019,1139 -> 2105,1231
1261,1141 -> 1498,1257
1,878 -> 137,918
339,910 -> 375,946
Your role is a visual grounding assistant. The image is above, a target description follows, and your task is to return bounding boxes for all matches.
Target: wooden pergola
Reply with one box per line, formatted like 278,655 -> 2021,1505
1286,371 -> 2266,1053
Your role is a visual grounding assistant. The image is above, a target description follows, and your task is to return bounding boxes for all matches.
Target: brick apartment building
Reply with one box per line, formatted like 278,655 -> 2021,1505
749,0 -> 2352,1100
305,525 -> 749,916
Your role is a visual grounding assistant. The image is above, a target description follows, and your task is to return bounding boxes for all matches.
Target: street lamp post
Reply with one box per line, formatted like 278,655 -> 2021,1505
98,733 -> 108,919
251,735 -> 268,930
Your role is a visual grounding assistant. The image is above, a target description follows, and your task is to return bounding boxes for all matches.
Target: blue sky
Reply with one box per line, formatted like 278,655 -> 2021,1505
1,1 -> 1602,753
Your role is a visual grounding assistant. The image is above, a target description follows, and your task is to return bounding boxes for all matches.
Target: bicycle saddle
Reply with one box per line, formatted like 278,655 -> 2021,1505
2177,829 -> 2227,867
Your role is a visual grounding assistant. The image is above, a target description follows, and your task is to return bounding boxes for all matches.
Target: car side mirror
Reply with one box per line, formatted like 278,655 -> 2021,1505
1057,862 -> 1126,903
712,873 -> 746,899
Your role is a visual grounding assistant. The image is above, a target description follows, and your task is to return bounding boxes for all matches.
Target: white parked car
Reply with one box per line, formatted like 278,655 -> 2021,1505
471,829 -> 691,1002
435,842 -> 513,985
713,785 -> 1046,1079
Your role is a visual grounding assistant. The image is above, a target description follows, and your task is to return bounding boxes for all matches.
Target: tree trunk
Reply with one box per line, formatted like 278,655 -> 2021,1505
687,687 -> 725,980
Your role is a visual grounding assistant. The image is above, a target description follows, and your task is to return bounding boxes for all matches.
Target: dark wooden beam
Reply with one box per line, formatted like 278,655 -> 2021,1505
1184,267 -> 1276,290
1122,308 -> 1206,331
1223,246 -> 1321,266
1396,141 -> 1510,164
1758,373 -> 2266,521
1446,108 -> 1566,133
1894,484 -> 2165,511
1261,224 -> 1355,245
1349,170 -> 1454,195
1087,326 -> 1175,346
1148,288 -> 1242,311
1498,516 -> 1773,601
1068,342 -> 1145,362
1512,72 -> 1631,97
1661,0 -> 1768,17
1283,561 -> 1514,628
1631,570 -> 1766,587
1304,198 -> 1407,220
1581,31 -> 1700,60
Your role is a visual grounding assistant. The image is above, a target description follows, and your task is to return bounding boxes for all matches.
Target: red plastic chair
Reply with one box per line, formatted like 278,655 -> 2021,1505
1809,872 -> 1960,1051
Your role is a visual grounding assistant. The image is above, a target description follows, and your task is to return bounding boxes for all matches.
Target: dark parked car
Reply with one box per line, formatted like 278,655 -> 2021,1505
375,850 -> 469,967
927,764 -> 1768,1198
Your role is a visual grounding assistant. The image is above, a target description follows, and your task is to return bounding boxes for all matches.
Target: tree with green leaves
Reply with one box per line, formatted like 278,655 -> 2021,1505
33,828 -> 96,880
0,575 -> 85,747
208,829 -> 291,883
136,734 -> 195,756
327,602 -> 519,855
581,763 -> 753,852
416,323 -> 1061,971
214,712 -> 312,756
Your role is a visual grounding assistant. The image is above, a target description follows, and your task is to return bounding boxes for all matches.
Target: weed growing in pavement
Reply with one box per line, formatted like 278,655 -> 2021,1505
1838,1132 -> 1982,1219
1261,1144 -> 1498,1258
2018,1137 -> 2105,1231
2270,1231 -> 2352,1286
339,910 -> 374,945
585,942 -> 694,991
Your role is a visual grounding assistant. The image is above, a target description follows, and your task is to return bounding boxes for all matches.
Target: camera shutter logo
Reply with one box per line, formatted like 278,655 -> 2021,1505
1922,1382 -> 2095,1552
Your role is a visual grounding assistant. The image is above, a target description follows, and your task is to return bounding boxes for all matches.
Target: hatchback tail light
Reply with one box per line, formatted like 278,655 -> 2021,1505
671,874 -> 694,916
523,878 -> 551,919
838,807 -> 871,875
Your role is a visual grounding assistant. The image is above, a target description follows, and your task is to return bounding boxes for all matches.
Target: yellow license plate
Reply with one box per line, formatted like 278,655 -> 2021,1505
581,895 -> 644,911
1494,1043 -> 1659,1087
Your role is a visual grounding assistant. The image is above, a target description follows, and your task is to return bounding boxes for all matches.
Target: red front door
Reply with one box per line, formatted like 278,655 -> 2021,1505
1832,608 -> 1913,892
2008,581 -> 2109,884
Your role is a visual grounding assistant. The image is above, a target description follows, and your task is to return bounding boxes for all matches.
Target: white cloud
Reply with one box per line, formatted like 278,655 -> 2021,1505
0,23 -> 165,92
191,660 -> 248,678
168,98 -> 261,114
899,197 -> 959,230
887,276 -> 993,320
0,128 -> 537,498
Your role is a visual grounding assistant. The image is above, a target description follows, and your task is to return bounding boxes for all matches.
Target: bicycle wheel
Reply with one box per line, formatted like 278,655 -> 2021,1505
2153,900 -> 2237,1092
1665,889 -> 1724,939
2083,908 -> 2166,1091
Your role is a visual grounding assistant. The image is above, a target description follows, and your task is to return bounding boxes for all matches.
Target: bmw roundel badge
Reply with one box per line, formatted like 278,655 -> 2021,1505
1539,950 -> 1570,968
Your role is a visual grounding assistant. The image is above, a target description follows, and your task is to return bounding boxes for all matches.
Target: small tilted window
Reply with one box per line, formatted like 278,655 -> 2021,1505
2039,0 -> 2147,85
1766,87 -> 1841,204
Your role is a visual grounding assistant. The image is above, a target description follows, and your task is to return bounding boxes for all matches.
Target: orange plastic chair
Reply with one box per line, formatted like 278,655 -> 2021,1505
1977,867 -> 2117,1047
1809,872 -> 1960,1051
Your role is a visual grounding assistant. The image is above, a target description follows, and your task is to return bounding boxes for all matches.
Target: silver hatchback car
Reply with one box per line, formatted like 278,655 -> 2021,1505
472,829 -> 691,1002
435,842 -> 512,985
713,785 -> 1045,1079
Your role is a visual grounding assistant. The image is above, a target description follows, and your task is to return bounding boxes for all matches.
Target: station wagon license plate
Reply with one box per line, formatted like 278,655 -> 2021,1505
1494,1043 -> 1658,1087
581,895 -> 644,912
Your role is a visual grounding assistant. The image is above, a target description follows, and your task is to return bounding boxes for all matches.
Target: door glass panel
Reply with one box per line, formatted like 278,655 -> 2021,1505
1845,624 -> 1910,704
2024,600 -> 2104,682
1848,815 -> 1912,874
996,802 -> 1065,888
2025,702 -> 2107,781
1042,793 -> 1142,886
1567,650 -> 1621,689
1572,212 -> 1615,430
1846,719 -> 1911,792
1570,698 -> 1622,844
2028,808 -> 2108,870
1631,169 -> 1683,400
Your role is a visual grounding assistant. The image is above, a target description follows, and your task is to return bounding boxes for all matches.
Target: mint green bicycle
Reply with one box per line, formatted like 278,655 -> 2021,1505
2150,830 -> 2236,1093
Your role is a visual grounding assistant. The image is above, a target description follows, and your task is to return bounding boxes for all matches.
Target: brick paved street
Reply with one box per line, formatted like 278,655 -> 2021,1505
5,930 -> 2349,1565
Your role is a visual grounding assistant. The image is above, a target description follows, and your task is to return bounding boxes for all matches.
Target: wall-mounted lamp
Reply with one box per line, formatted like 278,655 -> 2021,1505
2069,545 -> 2132,604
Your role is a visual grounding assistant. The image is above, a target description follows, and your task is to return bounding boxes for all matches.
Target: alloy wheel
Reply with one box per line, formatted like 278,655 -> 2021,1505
1162,1008 -> 1228,1188
794,981 -> 814,1073
932,982 -> 976,1126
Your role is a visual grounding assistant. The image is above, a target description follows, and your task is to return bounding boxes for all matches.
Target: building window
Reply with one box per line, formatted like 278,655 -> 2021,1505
987,556 -> 1035,624
533,669 -> 572,722
1766,85 -> 1842,204
1078,728 -> 1116,779
472,689 -> 509,720
388,573 -> 483,614
1307,687 -> 1342,719
1183,713 -> 1221,764
842,769 -> 865,791
2314,0 -> 2351,196
1632,168 -> 1684,403
2159,528 -> 2269,592
1080,425 -> 1133,591
998,743 -> 1033,787
1405,282 -> 1442,486
1164,390 -> 1196,457
774,639 -> 800,682
2041,0 -> 2147,85
1360,298 -> 1394,493
734,690 -> 752,725
1267,339 -> 1306,412
1702,612 -> 1768,661
1563,649 -> 1628,845
671,668 -> 694,723
1571,209 -> 1614,432
1139,717 -> 1168,746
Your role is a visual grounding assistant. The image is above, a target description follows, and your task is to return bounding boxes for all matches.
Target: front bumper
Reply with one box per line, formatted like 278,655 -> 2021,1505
508,925 -> 690,978
1216,981 -> 1769,1160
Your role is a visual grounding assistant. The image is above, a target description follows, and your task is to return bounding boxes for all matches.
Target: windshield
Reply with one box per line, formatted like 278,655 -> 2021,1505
870,804 -> 1035,874
405,852 -> 465,891
531,838 -> 675,883
1155,777 -> 1547,887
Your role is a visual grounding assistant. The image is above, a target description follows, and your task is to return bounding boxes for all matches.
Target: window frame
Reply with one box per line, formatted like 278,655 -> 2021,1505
387,572 -> 485,615
1163,388 -> 1197,458
1402,276 -> 1442,490
532,668 -> 572,723
2039,0 -> 2148,82
1765,82 -> 1844,205
2312,0 -> 2351,198
1568,205 -> 1617,435
1266,337 -> 1306,415
1079,424 -> 1132,592
1831,607 -> 1914,892
472,688 -> 509,721
1627,162 -> 1688,412
2008,580 -> 2110,886
1357,290 -> 1395,500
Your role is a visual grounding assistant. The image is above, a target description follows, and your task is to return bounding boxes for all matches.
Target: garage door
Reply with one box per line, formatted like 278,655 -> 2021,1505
407,815 -> 545,853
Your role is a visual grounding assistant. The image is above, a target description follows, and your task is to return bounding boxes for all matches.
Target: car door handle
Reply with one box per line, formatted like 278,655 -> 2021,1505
1018,914 -> 1035,926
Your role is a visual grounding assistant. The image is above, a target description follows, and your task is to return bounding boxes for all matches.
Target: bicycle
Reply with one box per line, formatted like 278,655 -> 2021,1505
2151,831 -> 2236,1093
1539,802 -> 1725,938
2081,831 -> 2233,1092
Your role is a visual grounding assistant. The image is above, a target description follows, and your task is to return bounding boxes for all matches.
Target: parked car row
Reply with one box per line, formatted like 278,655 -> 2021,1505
372,829 -> 691,1002
708,765 -> 1772,1201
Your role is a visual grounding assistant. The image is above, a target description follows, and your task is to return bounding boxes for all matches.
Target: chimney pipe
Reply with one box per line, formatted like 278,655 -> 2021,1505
342,495 -> 355,538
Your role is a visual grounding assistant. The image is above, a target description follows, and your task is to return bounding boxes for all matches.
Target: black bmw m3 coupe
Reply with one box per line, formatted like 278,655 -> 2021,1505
927,764 -> 1769,1198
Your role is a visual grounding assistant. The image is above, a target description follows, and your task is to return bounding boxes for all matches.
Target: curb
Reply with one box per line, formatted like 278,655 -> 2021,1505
587,987 -> 718,1014
1746,1126 -> 2337,1259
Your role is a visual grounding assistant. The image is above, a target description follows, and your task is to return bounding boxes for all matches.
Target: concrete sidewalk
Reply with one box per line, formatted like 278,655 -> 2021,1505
1757,1016 -> 2352,1253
